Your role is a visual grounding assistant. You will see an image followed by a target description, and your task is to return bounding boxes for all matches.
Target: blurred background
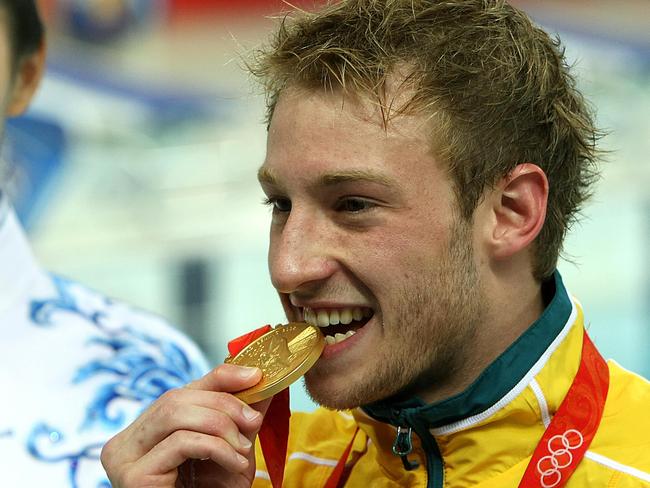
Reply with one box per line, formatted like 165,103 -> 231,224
2,0 -> 648,411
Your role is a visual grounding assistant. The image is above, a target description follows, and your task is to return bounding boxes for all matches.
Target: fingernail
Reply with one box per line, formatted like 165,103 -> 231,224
238,366 -> 259,379
236,453 -> 248,465
242,405 -> 260,422
239,433 -> 252,449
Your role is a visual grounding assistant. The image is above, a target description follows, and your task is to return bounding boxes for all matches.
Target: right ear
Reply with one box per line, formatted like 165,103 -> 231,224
6,41 -> 46,117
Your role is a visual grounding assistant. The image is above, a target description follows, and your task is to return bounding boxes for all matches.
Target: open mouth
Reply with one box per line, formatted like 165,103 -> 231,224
302,306 -> 374,345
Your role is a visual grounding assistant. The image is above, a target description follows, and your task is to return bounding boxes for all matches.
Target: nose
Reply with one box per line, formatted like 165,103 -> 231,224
269,210 -> 337,294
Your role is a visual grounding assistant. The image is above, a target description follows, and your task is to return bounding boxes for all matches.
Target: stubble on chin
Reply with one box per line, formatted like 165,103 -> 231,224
303,219 -> 483,410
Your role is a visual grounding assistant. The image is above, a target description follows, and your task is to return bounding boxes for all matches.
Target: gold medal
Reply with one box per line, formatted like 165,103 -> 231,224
224,323 -> 324,404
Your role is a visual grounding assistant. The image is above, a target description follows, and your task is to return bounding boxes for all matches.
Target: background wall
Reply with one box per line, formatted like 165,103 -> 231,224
5,0 -> 649,411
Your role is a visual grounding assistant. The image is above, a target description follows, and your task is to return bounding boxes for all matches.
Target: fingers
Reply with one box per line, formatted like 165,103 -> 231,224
123,388 -> 263,456
138,430 -> 250,476
149,404 -> 253,454
241,397 -> 272,439
106,431 -> 251,488
101,363 -> 271,487
187,363 -> 263,393
117,364 -> 265,456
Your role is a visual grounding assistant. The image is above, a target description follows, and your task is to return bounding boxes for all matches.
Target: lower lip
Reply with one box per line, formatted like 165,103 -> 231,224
318,317 -> 372,360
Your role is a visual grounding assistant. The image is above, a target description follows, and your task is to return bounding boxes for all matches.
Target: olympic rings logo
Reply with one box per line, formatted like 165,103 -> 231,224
536,429 -> 584,488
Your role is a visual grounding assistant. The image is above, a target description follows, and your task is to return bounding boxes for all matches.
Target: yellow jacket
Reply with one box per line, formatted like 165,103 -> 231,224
253,273 -> 650,487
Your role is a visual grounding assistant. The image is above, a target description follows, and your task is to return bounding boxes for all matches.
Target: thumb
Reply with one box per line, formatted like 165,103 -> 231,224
241,397 -> 273,443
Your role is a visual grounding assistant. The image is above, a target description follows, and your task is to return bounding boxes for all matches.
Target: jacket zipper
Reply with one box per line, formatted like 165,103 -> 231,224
391,418 -> 444,488
392,426 -> 420,470
413,422 -> 444,488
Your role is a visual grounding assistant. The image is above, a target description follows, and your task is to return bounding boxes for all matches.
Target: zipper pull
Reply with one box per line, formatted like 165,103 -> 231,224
392,426 -> 419,471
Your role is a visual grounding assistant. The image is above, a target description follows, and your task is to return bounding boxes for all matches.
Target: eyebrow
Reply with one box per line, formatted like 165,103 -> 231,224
257,166 -> 279,186
319,169 -> 395,187
257,166 -> 397,189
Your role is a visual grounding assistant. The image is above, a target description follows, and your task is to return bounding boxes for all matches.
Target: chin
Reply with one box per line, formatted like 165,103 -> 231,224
303,371 -> 398,410
305,385 -> 362,410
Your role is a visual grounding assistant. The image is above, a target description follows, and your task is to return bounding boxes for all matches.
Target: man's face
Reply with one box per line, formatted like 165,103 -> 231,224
259,88 -> 485,409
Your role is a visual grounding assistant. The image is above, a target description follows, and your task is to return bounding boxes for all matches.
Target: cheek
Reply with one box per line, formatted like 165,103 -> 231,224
344,225 -> 448,297
362,216 -> 451,265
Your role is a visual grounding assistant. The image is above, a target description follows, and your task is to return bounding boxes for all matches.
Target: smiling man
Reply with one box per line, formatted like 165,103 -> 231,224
258,88 -> 490,410
102,1 -> 650,487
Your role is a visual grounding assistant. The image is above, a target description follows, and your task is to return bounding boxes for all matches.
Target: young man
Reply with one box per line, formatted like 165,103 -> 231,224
0,2 -> 208,486
101,1 -> 650,487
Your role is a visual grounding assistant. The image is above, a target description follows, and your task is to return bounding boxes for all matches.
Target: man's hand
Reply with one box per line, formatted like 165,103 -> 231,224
101,364 -> 271,488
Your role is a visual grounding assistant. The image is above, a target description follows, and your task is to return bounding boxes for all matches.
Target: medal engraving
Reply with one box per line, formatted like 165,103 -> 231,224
260,335 -> 291,371
225,323 -> 324,403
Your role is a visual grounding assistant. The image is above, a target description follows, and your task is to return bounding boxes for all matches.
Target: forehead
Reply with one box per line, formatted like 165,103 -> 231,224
263,88 -> 435,173
259,88 -> 457,210
271,83 -> 426,132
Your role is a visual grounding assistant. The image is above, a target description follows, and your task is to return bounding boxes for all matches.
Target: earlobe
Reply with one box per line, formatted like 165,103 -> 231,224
7,43 -> 46,117
489,163 -> 549,260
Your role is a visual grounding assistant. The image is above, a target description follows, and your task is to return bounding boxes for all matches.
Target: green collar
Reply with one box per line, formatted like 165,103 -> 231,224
363,271 -> 572,429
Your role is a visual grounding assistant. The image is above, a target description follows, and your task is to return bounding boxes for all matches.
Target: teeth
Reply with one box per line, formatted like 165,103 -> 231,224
317,310 -> 330,327
303,307 -> 372,327
352,308 -> 363,321
329,310 -> 340,325
304,309 -> 315,324
339,309 -> 353,325
324,330 -> 356,346
301,306 -> 365,346
302,307 -> 372,327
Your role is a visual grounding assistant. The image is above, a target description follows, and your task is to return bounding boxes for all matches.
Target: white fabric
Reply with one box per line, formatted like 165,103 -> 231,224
0,197 -> 209,487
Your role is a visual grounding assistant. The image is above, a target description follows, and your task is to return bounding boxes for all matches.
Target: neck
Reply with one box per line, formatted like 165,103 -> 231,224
417,268 -> 545,404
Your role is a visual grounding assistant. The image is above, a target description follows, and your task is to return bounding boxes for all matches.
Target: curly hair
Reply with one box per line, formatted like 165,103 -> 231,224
249,0 -> 602,280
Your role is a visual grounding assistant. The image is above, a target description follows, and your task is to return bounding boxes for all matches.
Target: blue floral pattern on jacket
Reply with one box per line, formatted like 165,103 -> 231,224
26,275 -> 206,487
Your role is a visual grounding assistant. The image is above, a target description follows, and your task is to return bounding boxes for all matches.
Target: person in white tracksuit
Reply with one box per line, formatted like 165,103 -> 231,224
0,2 -> 208,486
